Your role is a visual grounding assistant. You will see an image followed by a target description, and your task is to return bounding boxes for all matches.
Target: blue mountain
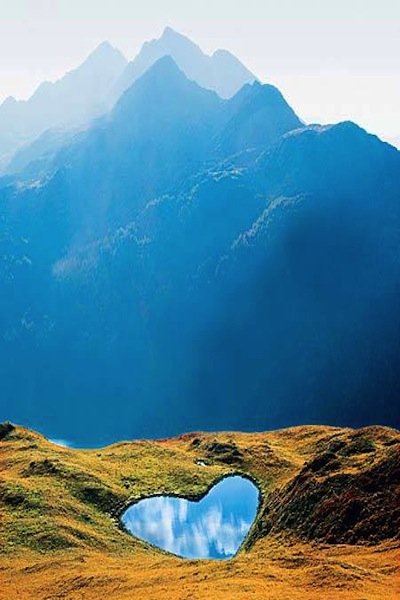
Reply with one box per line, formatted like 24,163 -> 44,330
0,42 -> 127,160
1,28 -> 257,174
112,26 -> 256,102
1,56 -> 400,445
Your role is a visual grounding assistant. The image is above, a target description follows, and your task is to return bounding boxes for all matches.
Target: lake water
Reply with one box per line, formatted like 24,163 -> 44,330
121,475 -> 259,560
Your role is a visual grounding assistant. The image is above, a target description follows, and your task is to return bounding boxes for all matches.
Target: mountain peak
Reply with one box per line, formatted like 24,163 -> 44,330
160,26 -> 197,46
113,29 -> 256,102
84,41 -> 127,67
161,26 -> 181,39
0,39 -> 128,158
156,26 -> 204,60
112,53 -> 222,130
141,54 -> 184,81
214,80 -> 302,156
113,55 -> 181,112
93,40 -> 113,52
114,54 -> 219,116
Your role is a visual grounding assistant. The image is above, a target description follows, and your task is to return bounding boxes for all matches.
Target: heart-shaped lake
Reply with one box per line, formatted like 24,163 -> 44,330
121,475 -> 259,560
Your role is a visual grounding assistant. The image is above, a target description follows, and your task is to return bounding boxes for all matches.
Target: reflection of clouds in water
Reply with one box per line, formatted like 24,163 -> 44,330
122,476 -> 258,560
178,498 -> 188,522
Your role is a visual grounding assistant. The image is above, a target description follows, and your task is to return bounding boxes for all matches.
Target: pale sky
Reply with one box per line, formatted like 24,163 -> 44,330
0,0 -> 399,141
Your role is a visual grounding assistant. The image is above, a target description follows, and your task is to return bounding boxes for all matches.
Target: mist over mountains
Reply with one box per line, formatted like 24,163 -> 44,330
112,26 -> 256,102
0,42 -> 127,161
0,28 -> 255,169
1,29 -> 400,445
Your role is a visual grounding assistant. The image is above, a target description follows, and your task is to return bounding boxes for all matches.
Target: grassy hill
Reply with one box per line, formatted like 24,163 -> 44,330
1,423 -> 399,599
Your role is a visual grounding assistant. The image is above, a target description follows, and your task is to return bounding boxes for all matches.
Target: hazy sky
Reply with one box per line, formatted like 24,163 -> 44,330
0,0 -> 399,141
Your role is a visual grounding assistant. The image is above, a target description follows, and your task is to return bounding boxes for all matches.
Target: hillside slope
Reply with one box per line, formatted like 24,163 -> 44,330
1,423 -> 399,599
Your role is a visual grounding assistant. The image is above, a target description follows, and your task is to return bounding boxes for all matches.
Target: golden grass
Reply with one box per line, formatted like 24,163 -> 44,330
1,424 -> 399,599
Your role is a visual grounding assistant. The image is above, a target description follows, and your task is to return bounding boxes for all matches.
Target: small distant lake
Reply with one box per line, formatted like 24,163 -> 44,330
121,475 -> 259,560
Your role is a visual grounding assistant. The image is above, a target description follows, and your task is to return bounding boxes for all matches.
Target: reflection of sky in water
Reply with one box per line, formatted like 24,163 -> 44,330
121,476 -> 259,560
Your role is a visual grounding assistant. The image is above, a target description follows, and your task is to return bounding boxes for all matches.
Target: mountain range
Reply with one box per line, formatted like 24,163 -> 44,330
112,26 -> 256,102
0,28 -> 255,168
0,42 -> 127,161
1,31 -> 400,446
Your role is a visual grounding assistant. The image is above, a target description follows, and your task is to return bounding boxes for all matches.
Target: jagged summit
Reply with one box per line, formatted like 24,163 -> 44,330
138,26 -> 205,67
113,54 -> 222,119
112,27 -> 256,101
214,80 -> 302,155
28,41 -> 126,105
162,25 -> 179,36
136,53 -> 185,78
0,41 -> 127,159
163,25 -> 175,35
158,26 -> 204,57
91,40 -> 115,52
84,40 -> 126,65
0,29 -> 254,163
62,41 -> 127,80
160,25 -> 196,43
